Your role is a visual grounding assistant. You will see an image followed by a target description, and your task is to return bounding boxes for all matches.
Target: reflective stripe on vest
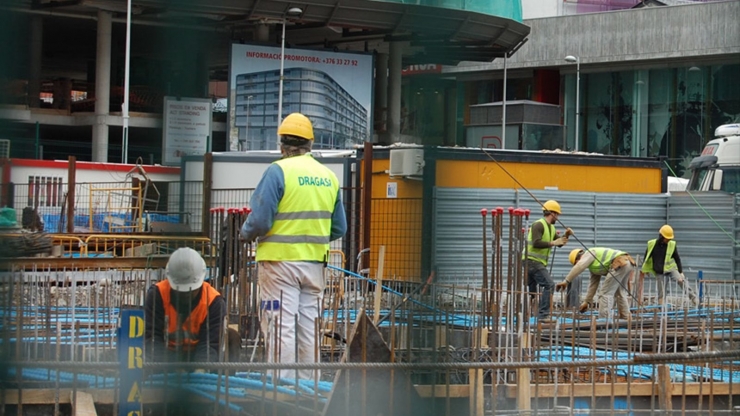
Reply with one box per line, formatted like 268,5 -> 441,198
524,218 -> 554,265
156,280 -> 220,352
257,154 -> 339,262
641,239 -> 677,274
586,247 -> 626,275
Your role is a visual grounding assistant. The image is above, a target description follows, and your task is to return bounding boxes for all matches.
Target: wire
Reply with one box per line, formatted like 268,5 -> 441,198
479,148 -> 642,308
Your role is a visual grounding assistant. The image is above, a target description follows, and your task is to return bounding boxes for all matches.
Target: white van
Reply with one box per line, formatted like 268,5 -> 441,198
687,124 -> 740,193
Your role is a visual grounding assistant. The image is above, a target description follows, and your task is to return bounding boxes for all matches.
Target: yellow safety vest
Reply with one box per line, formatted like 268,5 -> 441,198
256,154 -> 339,262
586,247 -> 626,275
524,218 -> 555,266
641,239 -> 677,274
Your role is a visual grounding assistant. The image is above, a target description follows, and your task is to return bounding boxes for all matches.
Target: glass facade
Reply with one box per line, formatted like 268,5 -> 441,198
235,68 -> 368,150
563,63 -> 740,177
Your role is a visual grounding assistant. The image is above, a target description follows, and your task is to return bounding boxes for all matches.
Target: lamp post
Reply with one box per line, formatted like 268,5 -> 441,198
122,0 -> 132,163
502,55 -> 507,149
277,7 -> 303,147
565,55 -> 580,152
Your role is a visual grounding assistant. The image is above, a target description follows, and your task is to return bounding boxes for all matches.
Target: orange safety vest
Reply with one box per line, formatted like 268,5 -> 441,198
155,280 -> 221,352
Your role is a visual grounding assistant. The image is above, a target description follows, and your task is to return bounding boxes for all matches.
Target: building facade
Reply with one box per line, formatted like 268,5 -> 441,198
235,68 -> 368,150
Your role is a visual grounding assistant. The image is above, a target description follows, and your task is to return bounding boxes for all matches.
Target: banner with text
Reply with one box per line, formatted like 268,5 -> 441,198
162,97 -> 212,166
229,44 -> 373,151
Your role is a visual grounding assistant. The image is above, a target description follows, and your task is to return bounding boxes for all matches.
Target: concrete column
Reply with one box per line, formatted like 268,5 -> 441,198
255,23 -> 269,42
374,53 -> 388,136
28,16 -> 43,108
387,42 -> 402,143
92,10 -> 112,162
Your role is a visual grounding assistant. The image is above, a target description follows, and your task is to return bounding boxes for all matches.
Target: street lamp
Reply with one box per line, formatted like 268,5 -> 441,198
277,7 -> 303,146
565,55 -> 580,152
245,95 -> 253,151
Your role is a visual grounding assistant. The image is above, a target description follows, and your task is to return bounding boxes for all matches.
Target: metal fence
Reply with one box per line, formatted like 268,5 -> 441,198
433,188 -> 740,288
368,197 -> 423,282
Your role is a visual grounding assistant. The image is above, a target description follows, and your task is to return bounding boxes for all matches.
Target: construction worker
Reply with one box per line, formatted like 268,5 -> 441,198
555,248 -> 634,319
241,112 -> 347,380
524,200 -> 569,322
640,224 -> 699,306
144,247 -> 226,364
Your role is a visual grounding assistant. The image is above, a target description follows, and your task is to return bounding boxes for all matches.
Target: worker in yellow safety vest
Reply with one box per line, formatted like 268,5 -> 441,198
241,112 -> 347,381
640,224 -> 698,307
555,247 -> 635,319
524,200 -> 570,322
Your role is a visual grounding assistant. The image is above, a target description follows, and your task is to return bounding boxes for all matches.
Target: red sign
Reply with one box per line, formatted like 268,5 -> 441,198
401,64 -> 442,76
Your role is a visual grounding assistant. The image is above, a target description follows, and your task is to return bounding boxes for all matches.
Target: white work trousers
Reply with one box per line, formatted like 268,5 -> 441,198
596,264 -> 634,319
258,261 -> 324,381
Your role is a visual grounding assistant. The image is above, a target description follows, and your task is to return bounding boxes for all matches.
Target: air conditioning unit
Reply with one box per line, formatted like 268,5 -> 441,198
389,148 -> 424,177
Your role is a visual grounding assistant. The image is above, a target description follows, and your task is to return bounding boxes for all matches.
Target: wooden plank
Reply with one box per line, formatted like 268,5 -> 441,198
516,333 -> 531,411
70,391 -> 98,416
658,364 -> 673,410
4,388 -> 295,405
501,382 -> 739,398
414,384 -> 469,398
469,369 -> 484,416
0,256 -> 216,271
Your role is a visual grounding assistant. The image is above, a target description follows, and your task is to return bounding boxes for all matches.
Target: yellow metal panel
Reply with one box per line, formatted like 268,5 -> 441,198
436,160 -> 662,193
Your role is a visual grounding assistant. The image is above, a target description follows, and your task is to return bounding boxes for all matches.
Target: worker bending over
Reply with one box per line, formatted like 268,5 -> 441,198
640,225 -> 698,307
241,112 -> 347,380
524,200 -> 570,323
556,248 -> 635,319
145,247 -> 226,364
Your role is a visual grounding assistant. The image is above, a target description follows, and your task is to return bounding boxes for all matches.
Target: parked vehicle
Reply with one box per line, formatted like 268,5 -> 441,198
687,124 -> 740,193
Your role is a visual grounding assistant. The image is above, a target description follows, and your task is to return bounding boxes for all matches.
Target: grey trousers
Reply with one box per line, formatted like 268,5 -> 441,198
596,265 -> 633,319
657,269 -> 697,304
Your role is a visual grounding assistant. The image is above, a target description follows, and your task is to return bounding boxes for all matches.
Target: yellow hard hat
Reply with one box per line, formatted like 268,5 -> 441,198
543,200 -> 561,214
569,249 -> 583,265
659,224 -> 674,240
278,113 -> 314,141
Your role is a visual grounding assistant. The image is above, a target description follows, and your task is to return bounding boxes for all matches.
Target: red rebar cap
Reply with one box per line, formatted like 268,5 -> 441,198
524,209 -> 531,218
489,208 -> 497,216
508,207 -> 514,215
513,208 -> 523,216
480,208 -> 487,216
496,207 -> 504,214
217,207 -> 226,213
209,208 -> 216,213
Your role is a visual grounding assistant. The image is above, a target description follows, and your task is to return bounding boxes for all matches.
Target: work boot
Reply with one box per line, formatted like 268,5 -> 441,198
690,295 -> 699,307
578,302 -> 589,313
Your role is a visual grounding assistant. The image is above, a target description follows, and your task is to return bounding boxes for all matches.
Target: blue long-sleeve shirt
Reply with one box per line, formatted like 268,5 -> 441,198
240,162 -> 347,245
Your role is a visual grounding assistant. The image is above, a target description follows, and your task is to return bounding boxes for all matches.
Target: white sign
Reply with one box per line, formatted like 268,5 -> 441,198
162,96 -> 212,166
386,182 -> 398,199
229,44 -> 373,151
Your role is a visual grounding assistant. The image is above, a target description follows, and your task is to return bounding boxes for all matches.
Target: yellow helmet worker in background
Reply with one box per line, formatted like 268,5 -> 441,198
659,224 -> 674,240
542,200 -> 561,214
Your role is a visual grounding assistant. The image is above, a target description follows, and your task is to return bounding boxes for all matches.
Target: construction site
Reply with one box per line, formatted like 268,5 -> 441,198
0,146 -> 738,416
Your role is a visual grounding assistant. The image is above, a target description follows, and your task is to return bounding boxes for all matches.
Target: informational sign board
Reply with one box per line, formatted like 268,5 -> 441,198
162,96 -> 212,166
229,44 -> 373,151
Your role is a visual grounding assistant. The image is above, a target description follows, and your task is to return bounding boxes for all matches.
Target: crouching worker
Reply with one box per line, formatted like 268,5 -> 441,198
555,247 -> 635,319
145,247 -> 227,366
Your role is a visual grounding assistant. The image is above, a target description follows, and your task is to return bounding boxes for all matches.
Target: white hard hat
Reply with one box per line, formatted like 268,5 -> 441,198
165,247 -> 206,292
